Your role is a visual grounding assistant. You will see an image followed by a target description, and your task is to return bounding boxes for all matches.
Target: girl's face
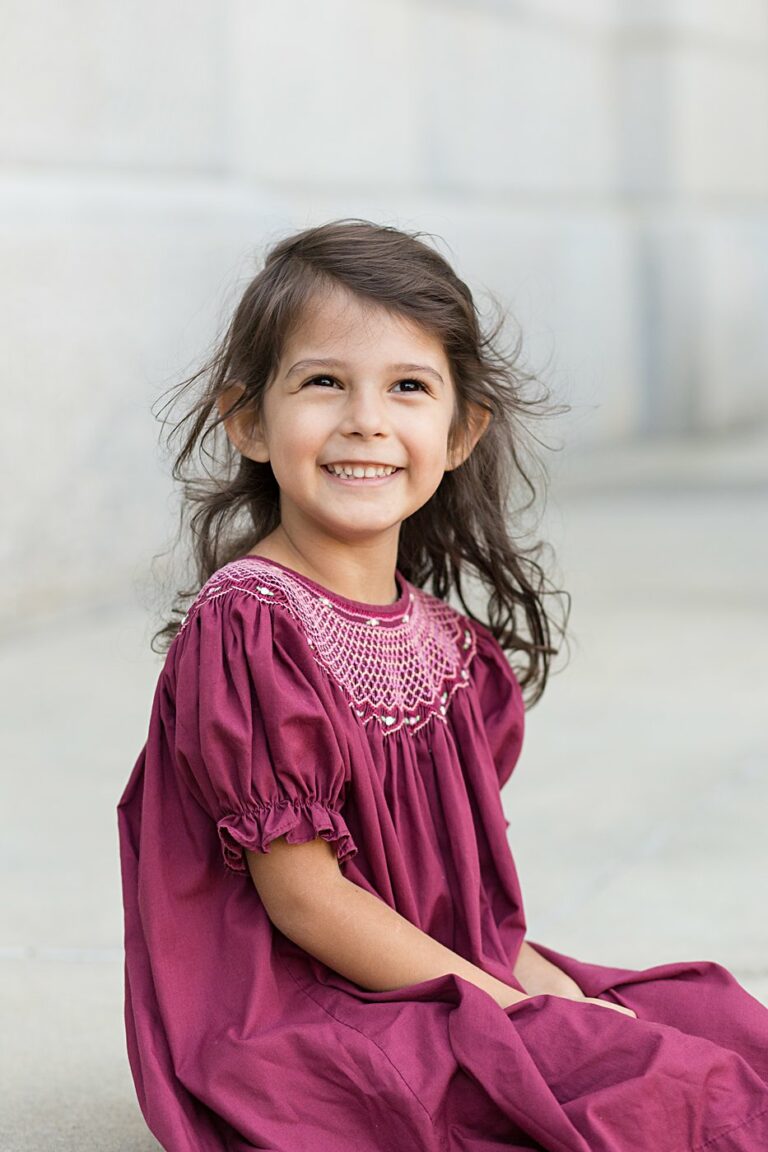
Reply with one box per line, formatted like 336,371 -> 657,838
223,285 -> 484,549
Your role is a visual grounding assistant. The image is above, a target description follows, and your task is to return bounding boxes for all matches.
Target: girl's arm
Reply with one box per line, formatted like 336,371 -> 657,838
246,838 -> 528,1010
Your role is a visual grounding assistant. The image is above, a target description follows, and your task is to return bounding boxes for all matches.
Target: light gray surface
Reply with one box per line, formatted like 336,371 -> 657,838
2,456 -> 767,1150
5,1 -> 768,628
510,482 -> 768,992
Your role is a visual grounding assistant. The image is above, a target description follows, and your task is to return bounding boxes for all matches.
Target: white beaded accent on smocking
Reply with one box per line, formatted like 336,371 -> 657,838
179,557 -> 477,737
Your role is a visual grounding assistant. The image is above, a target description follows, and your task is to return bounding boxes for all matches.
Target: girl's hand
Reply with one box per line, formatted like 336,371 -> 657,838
513,942 -> 637,1018
542,980 -> 638,1018
539,986 -> 638,1018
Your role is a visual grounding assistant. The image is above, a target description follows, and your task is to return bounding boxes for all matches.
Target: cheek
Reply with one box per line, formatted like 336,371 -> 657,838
409,420 -> 453,465
271,413 -> 322,456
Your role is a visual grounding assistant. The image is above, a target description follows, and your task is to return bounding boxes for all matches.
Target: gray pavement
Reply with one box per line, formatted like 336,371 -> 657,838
513,479 -> 768,995
2,433 -> 767,1150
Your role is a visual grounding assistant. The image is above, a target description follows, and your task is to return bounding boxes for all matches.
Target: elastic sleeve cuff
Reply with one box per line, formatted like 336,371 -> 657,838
217,798 -> 358,875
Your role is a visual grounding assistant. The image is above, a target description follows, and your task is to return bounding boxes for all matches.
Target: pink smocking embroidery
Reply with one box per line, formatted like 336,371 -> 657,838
179,558 -> 477,736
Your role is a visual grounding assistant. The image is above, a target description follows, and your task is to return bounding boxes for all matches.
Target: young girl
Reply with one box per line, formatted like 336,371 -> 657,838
117,219 -> 768,1152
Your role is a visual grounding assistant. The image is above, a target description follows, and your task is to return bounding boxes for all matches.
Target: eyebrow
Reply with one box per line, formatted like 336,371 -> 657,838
285,358 -> 445,385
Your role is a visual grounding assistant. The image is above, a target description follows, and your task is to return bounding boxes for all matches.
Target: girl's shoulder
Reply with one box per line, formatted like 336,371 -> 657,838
177,556 -> 305,634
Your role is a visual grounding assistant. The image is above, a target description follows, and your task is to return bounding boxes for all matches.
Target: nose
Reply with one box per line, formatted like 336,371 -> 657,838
338,386 -> 389,438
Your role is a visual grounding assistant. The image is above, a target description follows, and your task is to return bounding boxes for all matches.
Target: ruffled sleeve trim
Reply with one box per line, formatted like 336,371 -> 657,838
217,798 -> 359,875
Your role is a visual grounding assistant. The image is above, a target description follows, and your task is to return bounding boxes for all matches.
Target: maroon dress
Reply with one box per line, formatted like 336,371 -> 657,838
117,555 -> 768,1151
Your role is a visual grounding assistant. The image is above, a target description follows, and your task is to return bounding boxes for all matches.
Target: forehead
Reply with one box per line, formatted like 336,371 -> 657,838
281,285 -> 449,365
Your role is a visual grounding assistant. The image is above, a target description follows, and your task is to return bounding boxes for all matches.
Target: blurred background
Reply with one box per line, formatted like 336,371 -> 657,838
1,2 -> 767,1149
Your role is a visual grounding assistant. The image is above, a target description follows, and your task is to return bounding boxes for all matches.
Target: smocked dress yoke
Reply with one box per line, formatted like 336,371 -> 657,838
117,556 -> 768,1152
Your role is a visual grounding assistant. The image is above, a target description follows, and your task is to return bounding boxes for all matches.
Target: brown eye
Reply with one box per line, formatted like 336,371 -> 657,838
304,375 -> 341,388
393,378 -> 428,393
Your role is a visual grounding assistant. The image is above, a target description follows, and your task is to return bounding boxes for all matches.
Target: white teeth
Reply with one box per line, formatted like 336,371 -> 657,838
325,463 -> 398,478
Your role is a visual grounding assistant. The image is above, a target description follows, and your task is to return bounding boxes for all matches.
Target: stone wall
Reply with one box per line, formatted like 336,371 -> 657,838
2,0 -> 767,619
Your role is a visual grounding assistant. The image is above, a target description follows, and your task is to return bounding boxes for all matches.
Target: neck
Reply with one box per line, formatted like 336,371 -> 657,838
247,526 -> 401,606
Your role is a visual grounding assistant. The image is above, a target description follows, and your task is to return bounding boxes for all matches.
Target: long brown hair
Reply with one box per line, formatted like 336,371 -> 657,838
149,218 -> 571,707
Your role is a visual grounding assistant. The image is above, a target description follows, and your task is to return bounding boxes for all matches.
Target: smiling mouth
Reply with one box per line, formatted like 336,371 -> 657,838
321,464 -> 403,484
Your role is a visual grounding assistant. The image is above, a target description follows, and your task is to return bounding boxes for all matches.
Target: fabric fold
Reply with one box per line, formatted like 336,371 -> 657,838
217,798 -> 359,874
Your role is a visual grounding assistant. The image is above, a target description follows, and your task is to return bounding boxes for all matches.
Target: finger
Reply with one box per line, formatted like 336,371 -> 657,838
584,997 -> 637,1018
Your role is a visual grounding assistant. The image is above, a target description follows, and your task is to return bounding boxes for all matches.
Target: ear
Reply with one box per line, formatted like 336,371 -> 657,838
445,401 -> 492,471
216,382 -> 270,463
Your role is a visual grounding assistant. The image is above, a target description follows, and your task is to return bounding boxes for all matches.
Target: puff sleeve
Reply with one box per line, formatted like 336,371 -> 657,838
171,588 -> 358,876
470,620 -> 526,790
